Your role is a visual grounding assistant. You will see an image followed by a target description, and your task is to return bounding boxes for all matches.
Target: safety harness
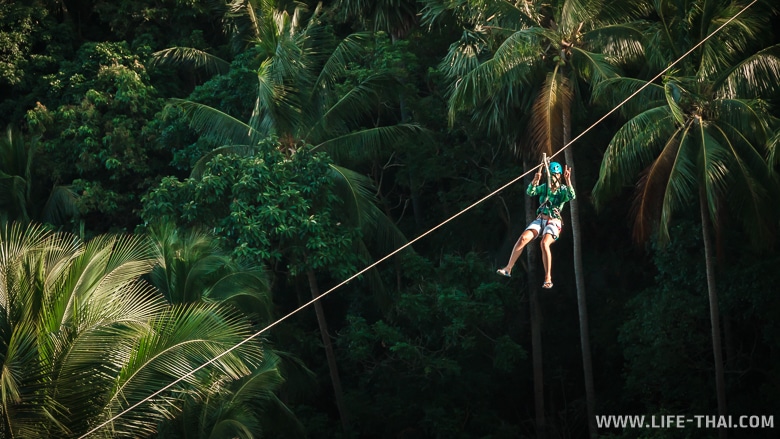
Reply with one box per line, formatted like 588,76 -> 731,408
538,155 -> 564,235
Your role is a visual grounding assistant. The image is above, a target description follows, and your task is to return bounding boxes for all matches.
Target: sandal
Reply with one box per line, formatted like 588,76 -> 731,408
542,281 -> 553,289
496,268 -> 511,278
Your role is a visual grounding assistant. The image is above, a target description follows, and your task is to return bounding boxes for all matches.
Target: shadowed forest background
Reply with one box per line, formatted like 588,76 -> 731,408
1,0 -> 779,438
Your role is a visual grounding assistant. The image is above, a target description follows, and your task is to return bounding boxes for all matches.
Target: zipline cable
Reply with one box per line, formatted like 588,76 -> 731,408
79,1 -> 757,436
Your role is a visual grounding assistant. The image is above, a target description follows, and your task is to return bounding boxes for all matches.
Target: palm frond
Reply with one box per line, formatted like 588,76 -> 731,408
326,163 -> 408,304
0,227 -> 165,435
326,164 -> 381,230
146,223 -> 271,317
698,1 -> 773,77
489,29 -> 544,85
150,47 -> 231,77
0,222 -> 54,263
265,25 -> 311,85
418,0 -> 450,29
306,72 -> 399,143
314,32 -> 372,91
40,231 -> 83,290
272,349 -> 316,402
438,30 -> 490,84
99,303 -> 262,437
135,303 -> 260,378
593,0 -> 653,24
716,44 -> 780,99
447,30 -> 539,122
191,144 -> 257,179
480,0 -> 538,31
468,89 -> 534,145
227,0 -> 275,53
0,229 -> 74,435
527,71 -> 572,158
591,76 -> 665,119
707,119 -> 777,247
248,60 -> 276,136
0,127 -> 33,222
171,99 -> 261,147
167,342 -> 286,439
583,23 -> 646,67
51,234 -> 157,331
657,125 -> 699,243
40,185 -> 79,227
570,46 -> 621,85
204,271 -> 273,322
312,124 -> 426,164
631,130 -> 683,243
0,320 -> 71,437
641,20 -> 683,74
560,0 -> 601,31
228,352 -> 283,406
385,2 -> 420,37
205,350 -> 304,437
697,123 -> 732,228
592,106 -> 677,209
711,98 -> 772,145
327,164 -> 408,251
255,60 -> 303,139
53,295 -> 161,430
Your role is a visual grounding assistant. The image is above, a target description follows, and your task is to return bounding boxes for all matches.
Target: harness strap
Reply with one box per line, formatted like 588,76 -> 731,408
537,203 -> 563,223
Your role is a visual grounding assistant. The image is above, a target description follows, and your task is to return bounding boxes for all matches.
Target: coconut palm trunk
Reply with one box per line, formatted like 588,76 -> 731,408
524,156 -> 546,438
699,192 -> 727,439
306,268 -> 350,431
562,104 -> 597,438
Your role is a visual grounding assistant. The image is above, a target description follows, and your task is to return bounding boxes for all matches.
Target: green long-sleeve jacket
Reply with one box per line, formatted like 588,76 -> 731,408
527,182 -> 575,220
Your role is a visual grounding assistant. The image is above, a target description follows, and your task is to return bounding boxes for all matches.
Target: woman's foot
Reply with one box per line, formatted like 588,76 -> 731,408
496,268 -> 511,277
542,280 -> 553,289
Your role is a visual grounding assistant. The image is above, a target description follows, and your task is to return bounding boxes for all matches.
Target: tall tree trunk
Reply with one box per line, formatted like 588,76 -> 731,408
562,108 -> 597,438
699,194 -> 728,439
306,269 -> 350,432
524,156 -> 546,439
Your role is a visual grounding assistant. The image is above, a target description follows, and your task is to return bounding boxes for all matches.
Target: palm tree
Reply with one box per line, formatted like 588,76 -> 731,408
422,0 -> 647,435
592,1 -> 780,436
143,223 -> 309,438
0,124 -> 78,227
146,223 -> 272,316
152,3 -> 416,431
0,222 -> 269,437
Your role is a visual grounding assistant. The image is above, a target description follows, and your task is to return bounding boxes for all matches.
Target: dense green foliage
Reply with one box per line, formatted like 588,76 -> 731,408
1,0 -> 779,438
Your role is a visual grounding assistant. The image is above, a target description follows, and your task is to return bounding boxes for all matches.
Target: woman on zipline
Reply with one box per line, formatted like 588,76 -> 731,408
496,161 -> 575,288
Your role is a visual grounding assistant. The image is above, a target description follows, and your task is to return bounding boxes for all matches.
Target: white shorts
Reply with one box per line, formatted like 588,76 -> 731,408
525,217 -> 562,240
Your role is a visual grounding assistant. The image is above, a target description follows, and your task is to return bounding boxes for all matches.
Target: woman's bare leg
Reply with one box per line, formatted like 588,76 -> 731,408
499,229 -> 538,274
540,233 -> 555,285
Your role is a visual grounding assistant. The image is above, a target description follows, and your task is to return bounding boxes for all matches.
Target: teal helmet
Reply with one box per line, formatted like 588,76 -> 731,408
549,161 -> 563,174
